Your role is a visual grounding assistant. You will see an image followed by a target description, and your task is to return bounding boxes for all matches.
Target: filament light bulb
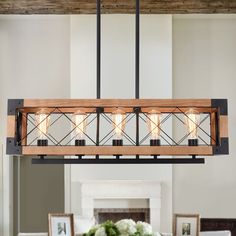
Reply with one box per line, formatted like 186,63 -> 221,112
147,109 -> 161,146
185,108 -> 200,146
35,110 -> 50,146
74,110 -> 87,140
148,110 -> 161,139
112,108 -> 126,145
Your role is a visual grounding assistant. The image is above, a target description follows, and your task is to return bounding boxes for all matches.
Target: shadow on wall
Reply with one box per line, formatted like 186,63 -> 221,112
13,156 -> 64,235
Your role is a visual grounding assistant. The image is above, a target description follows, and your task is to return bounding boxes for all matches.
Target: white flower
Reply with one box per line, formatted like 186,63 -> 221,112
95,226 -> 107,236
136,221 -> 153,235
115,219 -> 137,236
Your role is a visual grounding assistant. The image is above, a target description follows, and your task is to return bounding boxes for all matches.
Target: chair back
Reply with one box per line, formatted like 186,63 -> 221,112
18,233 -> 48,236
200,231 -> 231,236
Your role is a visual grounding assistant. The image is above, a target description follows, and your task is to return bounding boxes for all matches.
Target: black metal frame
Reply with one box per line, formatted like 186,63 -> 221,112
14,107 -> 214,148
8,99 -> 23,115
6,137 -> 22,155
211,99 -> 228,115
32,157 -> 205,164
213,137 -> 229,155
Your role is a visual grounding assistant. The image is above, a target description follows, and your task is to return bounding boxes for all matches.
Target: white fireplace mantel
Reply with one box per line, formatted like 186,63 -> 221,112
80,180 -> 161,231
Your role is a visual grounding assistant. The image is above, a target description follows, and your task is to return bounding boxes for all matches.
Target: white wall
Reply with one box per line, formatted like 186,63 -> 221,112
0,15 -> 70,235
69,15 -> 172,232
173,15 -> 236,218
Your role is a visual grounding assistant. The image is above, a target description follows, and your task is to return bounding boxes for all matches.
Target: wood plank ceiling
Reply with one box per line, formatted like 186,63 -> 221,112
0,0 -> 236,14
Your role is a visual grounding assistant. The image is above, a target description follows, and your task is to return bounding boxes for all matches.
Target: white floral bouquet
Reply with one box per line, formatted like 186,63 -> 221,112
83,219 -> 154,236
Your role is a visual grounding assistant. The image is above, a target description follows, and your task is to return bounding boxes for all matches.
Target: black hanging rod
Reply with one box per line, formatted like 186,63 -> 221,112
96,0 -> 140,99
32,158 -> 205,164
97,0 -> 101,99
135,0 -> 140,99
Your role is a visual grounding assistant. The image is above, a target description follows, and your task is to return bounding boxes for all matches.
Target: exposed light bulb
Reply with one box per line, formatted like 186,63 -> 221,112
185,108 -> 200,146
35,110 -> 50,146
112,108 -> 126,146
74,110 -> 87,146
147,109 -> 161,146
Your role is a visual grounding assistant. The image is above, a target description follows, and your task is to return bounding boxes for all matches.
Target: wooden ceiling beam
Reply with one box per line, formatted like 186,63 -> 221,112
0,0 -> 236,14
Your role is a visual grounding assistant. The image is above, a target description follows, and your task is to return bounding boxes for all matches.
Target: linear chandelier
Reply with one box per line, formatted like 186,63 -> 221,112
6,0 -> 229,164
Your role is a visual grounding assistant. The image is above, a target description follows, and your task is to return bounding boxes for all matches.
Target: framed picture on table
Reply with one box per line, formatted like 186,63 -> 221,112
48,213 -> 75,236
173,214 -> 200,236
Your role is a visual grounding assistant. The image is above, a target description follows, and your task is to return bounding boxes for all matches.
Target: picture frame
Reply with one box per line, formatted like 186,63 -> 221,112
173,214 -> 200,236
48,213 -> 75,236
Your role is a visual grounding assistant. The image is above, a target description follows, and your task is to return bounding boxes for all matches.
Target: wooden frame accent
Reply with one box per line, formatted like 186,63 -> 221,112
1,0 -> 236,14
210,112 -> 217,146
7,116 -> 15,138
23,98 -> 212,108
48,213 -> 74,236
173,214 -> 200,236
22,146 -> 213,156
6,98 -> 229,157
220,116 -> 228,138
20,113 -> 28,146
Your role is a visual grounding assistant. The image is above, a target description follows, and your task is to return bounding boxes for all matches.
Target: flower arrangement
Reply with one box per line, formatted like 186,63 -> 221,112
83,219 -> 154,236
